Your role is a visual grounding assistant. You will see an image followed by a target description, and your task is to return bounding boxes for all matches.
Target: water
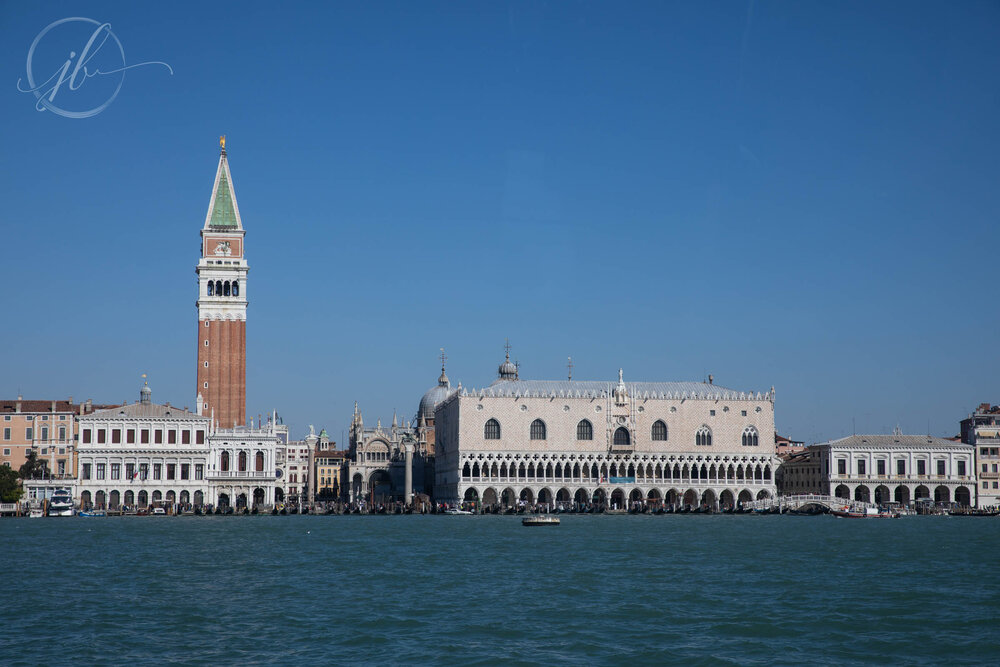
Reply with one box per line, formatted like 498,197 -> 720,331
3,515 -> 998,665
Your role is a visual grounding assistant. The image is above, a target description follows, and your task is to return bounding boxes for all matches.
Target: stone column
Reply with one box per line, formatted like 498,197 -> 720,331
404,441 -> 414,504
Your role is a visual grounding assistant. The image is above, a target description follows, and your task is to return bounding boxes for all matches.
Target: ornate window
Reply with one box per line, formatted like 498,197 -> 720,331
530,419 -> 546,440
220,451 -> 230,471
613,427 -> 631,446
232,280 -> 239,297
651,420 -> 667,441
742,426 -> 759,447
223,281 -> 231,296
207,282 -> 214,296
215,280 -> 222,296
577,419 -> 593,441
696,426 -> 712,447
484,418 -> 501,440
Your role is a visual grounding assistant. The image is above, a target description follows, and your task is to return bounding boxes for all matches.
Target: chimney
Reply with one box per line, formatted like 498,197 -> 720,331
51,400 -> 56,413
165,401 -> 171,407
16,396 -> 22,413
85,398 -> 92,414
708,374 -> 714,385
68,396 -> 73,405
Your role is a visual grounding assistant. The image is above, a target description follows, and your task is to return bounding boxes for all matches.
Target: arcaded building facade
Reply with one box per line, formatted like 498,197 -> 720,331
779,432 -> 976,506
434,356 -> 779,509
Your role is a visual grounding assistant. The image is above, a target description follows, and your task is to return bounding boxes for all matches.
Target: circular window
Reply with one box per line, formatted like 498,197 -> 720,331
563,405 -> 570,412
637,406 -> 644,412
595,405 -> 602,413
520,404 -> 528,412
723,406 -> 729,412
670,407 -> 677,413
476,404 -> 484,411
756,407 -> 762,413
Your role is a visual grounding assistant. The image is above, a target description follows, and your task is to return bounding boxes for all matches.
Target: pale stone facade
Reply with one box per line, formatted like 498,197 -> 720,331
778,432 -> 976,506
960,404 -> 1000,507
77,383 -> 278,510
77,385 -> 212,510
435,364 -> 779,510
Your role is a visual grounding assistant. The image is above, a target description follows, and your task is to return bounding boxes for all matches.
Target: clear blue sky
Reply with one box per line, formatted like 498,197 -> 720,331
1,1 -> 997,445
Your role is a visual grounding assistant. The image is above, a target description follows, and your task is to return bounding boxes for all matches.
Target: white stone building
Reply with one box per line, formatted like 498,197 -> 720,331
960,403 -> 1000,507
434,354 -> 779,510
778,431 -> 976,506
77,383 -> 212,510
77,382 -> 279,510
205,421 -> 280,508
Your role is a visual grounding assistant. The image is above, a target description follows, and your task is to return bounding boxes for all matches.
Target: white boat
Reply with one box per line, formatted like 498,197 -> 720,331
523,515 -> 560,526
444,508 -> 473,515
48,490 -> 74,517
28,507 -> 44,518
150,507 -> 167,516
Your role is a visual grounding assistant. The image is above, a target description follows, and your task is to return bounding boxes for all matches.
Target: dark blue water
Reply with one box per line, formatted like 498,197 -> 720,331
3,515 -> 997,665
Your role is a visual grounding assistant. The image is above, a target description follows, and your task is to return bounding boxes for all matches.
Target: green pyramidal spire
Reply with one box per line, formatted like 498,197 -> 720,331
204,137 -> 242,229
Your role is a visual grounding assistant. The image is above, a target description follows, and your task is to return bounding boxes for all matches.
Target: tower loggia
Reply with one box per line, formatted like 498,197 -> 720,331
196,136 -> 247,428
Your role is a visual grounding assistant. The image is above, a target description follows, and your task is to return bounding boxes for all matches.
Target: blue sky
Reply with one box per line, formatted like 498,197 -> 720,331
1,1 -> 997,445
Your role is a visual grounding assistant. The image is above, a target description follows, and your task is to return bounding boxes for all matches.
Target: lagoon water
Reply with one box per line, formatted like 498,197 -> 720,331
3,515 -> 998,665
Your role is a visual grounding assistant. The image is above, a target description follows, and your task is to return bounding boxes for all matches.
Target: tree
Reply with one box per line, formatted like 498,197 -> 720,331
0,464 -> 23,502
19,451 -> 49,480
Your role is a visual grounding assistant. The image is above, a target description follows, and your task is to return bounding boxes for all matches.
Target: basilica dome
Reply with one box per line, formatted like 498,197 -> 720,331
418,369 -> 453,421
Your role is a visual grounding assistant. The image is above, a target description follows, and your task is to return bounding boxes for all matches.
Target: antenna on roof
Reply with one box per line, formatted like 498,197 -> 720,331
567,356 -> 573,381
440,347 -> 447,372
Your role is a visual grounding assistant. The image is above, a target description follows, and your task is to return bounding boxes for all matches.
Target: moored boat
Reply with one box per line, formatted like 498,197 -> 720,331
831,506 -> 899,519
48,490 -> 74,517
78,510 -> 107,517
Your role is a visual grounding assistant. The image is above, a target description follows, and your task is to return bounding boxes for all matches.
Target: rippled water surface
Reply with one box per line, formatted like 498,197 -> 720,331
3,515 -> 998,665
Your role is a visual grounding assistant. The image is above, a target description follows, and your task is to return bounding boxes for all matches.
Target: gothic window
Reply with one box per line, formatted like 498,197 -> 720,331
742,426 -> 759,447
232,280 -> 239,296
577,420 -> 593,441
223,281 -> 231,296
530,419 -> 546,440
696,426 -> 712,447
215,280 -> 222,296
613,427 -> 631,446
462,462 -> 471,478
484,419 -> 501,440
207,282 -> 214,296
651,420 -> 668,441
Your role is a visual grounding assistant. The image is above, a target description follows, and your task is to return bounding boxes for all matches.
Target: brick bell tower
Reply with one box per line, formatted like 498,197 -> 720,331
196,136 -> 247,428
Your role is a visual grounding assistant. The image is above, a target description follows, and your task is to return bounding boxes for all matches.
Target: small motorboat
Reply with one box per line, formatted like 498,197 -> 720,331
444,508 -> 473,515
150,507 -> 167,516
522,516 -> 560,526
78,510 -> 107,517
28,507 -> 44,518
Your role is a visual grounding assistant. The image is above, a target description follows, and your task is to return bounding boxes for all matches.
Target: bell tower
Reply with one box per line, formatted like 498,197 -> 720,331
196,136 -> 247,428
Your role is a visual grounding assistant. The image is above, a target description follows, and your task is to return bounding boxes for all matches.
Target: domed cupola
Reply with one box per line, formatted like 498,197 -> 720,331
418,349 -> 454,421
498,340 -> 519,381
139,375 -> 152,404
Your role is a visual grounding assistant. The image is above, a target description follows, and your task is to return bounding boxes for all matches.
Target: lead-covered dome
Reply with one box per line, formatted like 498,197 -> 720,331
418,368 -> 452,420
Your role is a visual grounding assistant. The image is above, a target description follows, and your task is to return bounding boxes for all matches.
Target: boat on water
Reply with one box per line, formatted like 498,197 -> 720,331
151,507 -> 167,516
522,516 -> 560,526
78,510 -> 107,517
831,506 -> 899,519
28,507 -> 44,518
444,508 -> 474,515
48,490 -> 74,517
947,509 -> 1000,517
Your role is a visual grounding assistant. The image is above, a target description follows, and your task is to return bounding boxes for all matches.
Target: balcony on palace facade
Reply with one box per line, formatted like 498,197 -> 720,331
206,470 -> 275,480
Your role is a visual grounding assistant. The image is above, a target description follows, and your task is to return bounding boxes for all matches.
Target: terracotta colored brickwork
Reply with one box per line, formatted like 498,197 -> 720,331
197,319 -> 246,428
